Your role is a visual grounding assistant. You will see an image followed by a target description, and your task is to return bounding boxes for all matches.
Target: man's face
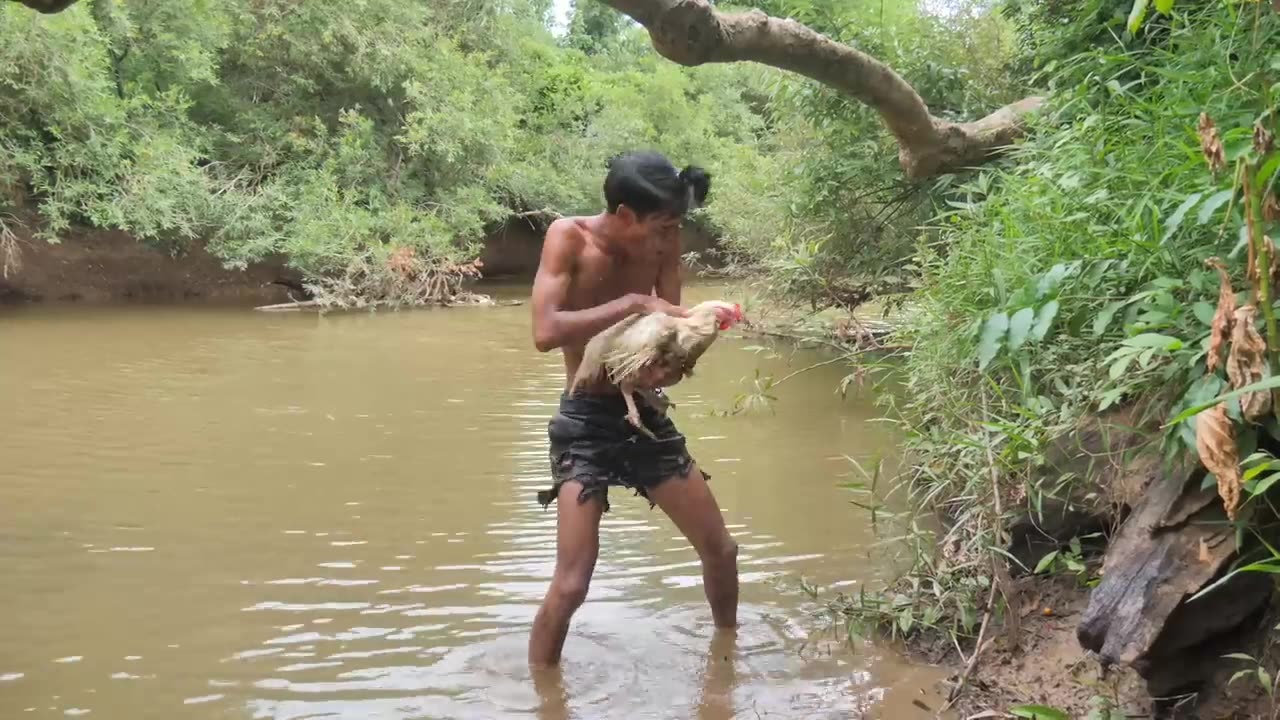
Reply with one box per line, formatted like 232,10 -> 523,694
618,206 -> 681,243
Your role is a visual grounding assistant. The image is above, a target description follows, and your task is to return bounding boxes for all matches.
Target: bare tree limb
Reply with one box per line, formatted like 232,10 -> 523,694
598,0 -> 1046,178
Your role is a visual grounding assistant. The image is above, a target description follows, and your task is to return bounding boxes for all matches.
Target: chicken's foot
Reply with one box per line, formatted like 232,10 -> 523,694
619,383 -> 658,440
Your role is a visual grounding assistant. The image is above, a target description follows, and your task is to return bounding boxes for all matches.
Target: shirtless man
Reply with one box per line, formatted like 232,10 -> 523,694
527,150 -> 739,666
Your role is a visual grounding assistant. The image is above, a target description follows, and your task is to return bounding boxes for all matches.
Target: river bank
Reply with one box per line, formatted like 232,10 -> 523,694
0,213 -> 718,306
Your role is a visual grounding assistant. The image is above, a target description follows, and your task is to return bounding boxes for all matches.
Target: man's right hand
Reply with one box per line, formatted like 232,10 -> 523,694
631,294 -> 688,318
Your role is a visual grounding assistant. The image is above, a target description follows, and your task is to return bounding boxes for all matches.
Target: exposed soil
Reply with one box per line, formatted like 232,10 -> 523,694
0,213 -> 720,306
0,221 -> 303,305
938,573 -> 1280,720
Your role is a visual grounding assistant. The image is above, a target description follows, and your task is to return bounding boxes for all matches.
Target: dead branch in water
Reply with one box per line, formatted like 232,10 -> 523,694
301,248 -> 488,311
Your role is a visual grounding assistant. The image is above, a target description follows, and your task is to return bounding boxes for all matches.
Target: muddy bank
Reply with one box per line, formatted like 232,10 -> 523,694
0,215 -> 719,305
0,223 -> 303,305
917,404 -> 1280,720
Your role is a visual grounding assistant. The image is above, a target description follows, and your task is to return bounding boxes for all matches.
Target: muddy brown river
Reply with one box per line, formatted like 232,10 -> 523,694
0,282 -> 946,719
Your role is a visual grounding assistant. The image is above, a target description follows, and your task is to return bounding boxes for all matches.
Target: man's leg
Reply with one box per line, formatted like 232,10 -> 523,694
529,480 -> 604,666
646,464 -> 739,629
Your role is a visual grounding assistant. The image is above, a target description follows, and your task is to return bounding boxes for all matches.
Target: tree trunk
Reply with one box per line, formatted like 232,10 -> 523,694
599,0 -> 1045,178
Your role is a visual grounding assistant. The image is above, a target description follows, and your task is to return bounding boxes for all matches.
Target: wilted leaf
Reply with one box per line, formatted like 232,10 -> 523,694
1199,113 -> 1227,175
1008,307 -> 1035,350
1227,305 -> 1271,422
1196,403 -> 1243,521
1031,300 -> 1060,342
977,312 -> 1009,369
1199,537 -> 1211,563
1206,257 -> 1237,374
1257,121 -> 1276,157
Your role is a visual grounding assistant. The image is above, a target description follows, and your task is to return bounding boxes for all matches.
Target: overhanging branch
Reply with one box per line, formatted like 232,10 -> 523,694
599,0 -> 1045,178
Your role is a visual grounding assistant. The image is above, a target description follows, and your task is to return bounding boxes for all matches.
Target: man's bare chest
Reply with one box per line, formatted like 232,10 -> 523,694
569,250 -> 662,308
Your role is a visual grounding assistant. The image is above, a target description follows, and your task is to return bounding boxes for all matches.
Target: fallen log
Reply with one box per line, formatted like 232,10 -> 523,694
1076,456 -> 1274,700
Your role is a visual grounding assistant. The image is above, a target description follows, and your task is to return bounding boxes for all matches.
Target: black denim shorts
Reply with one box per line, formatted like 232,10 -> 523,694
538,390 -> 710,513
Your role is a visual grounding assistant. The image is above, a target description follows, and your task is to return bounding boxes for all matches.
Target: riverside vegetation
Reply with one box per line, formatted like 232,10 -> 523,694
4,0 -> 1280,716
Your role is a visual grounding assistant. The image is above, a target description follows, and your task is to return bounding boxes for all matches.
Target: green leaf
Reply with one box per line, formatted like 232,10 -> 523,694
1259,154 -> 1280,190
977,312 -> 1010,370
1122,333 -> 1183,350
1127,0 -> 1150,34
1224,653 -> 1258,662
1037,263 -> 1072,298
1008,307 -> 1035,350
897,607 -> 914,635
1011,705 -> 1071,720
1192,301 -> 1217,326
1154,0 -> 1174,11
1093,301 -> 1126,337
1031,301 -> 1060,342
1259,667 -> 1272,692
1169,376 -> 1280,425
1230,669 -> 1255,686
1162,192 -> 1203,242
1034,550 -> 1059,574
1198,189 -> 1235,225
1251,472 -> 1280,498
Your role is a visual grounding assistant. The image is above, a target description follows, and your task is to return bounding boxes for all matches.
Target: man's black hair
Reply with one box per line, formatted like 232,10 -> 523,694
603,150 -> 711,219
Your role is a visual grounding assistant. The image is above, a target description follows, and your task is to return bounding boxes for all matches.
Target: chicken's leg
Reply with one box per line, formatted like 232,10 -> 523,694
619,382 -> 658,440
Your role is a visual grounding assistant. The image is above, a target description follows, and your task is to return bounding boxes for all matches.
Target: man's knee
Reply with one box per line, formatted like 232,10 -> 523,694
549,574 -> 591,609
702,535 -> 738,569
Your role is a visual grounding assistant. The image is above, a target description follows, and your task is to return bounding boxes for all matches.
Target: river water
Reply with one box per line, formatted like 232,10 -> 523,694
0,282 -> 945,719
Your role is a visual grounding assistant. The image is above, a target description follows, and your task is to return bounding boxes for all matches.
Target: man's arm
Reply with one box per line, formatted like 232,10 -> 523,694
530,221 -> 682,353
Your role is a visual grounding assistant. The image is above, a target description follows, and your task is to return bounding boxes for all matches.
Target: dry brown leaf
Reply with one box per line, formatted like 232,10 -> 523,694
1270,236 -> 1280,290
1227,304 -> 1271,421
1196,403 -> 1242,521
1256,121 -> 1276,157
1266,195 -> 1280,224
1206,257 -> 1236,373
1199,537 -> 1211,563
1199,113 -> 1227,175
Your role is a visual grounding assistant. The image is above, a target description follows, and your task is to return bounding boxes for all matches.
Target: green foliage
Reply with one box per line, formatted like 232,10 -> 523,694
0,0 -> 776,292
857,0 -> 1280,652
709,0 -> 1027,311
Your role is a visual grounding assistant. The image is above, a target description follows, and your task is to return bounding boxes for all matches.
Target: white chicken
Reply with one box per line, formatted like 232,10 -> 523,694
570,299 -> 745,438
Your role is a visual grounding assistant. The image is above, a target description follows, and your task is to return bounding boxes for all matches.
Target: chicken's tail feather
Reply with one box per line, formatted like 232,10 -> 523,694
602,346 -> 658,385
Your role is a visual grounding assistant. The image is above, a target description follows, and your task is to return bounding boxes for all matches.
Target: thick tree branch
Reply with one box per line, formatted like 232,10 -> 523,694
599,0 -> 1045,178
